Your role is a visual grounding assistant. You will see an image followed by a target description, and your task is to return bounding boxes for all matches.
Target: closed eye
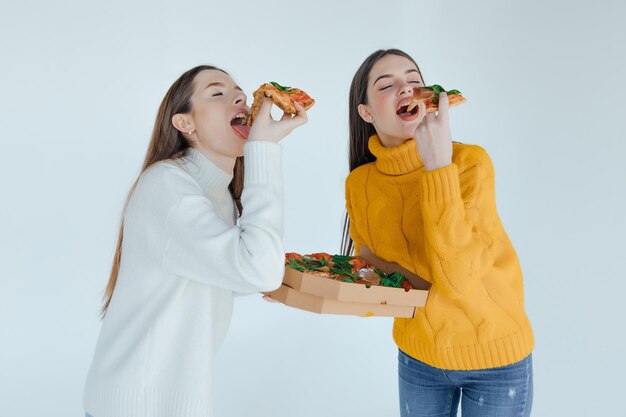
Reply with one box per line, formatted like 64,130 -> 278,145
212,92 -> 223,97
410,81 -> 422,84
379,85 -> 392,91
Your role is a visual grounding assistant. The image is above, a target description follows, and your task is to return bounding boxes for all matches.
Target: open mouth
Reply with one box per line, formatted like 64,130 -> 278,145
230,111 -> 250,139
396,103 -> 419,120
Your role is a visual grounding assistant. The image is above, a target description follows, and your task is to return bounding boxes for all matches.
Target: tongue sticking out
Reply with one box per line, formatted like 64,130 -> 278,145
231,124 -> 250,139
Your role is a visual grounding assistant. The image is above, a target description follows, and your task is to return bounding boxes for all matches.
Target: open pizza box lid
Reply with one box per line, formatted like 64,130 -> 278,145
283,267 -> 428,307
266,284 -> 417,318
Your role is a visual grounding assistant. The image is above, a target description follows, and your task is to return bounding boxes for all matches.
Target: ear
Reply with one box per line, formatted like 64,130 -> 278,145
172,113 -> 195,136
357,104 -> 374,124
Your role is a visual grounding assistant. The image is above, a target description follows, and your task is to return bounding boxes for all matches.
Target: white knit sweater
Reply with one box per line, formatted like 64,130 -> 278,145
84,142 -> 285,417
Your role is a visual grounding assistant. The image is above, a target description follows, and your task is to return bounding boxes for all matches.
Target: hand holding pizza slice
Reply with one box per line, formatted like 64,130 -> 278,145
406,84 -> 466,113
248,82 -> 315,126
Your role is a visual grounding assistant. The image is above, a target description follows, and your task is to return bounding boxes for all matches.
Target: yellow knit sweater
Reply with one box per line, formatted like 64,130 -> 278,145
345,135 -> 534,370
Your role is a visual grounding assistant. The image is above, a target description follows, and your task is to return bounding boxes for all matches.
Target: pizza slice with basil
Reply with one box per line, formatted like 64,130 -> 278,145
247,82 -> 315,126
406,84 -> 466,113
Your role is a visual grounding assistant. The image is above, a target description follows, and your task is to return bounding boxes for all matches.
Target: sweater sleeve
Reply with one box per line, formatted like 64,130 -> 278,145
161,141 -> 285,293
416,146 -> 502,299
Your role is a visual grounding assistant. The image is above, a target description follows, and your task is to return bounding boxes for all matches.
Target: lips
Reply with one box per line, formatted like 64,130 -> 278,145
395,99 -> 419,121
230,110 -> 250,139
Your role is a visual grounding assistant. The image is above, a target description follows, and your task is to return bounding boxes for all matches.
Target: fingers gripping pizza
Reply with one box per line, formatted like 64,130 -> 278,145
248,81 -> 315,126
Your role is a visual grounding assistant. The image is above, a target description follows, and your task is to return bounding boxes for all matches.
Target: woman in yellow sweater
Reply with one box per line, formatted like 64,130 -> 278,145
342,49 -> 534,417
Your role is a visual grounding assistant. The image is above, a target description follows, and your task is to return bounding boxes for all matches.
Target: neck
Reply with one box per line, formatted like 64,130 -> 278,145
376,131 -> 413,148
193,144 -> 237,175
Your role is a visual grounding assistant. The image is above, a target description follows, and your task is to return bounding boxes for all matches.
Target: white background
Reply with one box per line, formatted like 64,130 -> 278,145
1,1 -> 625,416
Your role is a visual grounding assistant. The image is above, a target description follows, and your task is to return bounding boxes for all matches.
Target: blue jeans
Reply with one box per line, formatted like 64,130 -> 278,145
398,349 -> 533,417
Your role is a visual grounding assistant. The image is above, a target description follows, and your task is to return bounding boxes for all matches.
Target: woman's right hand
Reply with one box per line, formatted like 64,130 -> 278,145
262,294 -> 280,303
247,99 -> 308,143
413,92 -> 452,171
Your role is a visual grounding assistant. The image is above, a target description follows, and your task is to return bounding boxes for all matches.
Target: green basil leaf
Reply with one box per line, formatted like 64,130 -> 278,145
430,84 -> 445,95
330,267 -> 358,279
288,259 -> 305,272
270,81 -> 294,94
332,255 -> 353,263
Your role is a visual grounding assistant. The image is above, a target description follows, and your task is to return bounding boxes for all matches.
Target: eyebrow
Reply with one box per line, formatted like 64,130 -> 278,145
205,82 -> 243,92
373,69 -> 421,86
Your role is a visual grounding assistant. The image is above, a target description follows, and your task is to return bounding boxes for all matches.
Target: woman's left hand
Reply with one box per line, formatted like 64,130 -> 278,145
414,92 -> 452,171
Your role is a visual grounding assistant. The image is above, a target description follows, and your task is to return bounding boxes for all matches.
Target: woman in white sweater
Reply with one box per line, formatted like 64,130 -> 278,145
83,65 -> 308,417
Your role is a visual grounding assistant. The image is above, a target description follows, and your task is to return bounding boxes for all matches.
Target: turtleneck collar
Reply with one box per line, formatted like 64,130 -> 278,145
183,147 -> 233,201
367,135 -> 424,175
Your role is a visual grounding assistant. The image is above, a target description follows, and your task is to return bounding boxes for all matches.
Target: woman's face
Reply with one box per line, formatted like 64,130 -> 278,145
186,69 -> 249,159
359,54 -> 425,147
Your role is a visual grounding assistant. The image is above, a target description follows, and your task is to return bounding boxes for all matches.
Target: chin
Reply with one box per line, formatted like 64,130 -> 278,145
399,128 -> 416,139
229,146 -> 244,158
389,127 -> 415,142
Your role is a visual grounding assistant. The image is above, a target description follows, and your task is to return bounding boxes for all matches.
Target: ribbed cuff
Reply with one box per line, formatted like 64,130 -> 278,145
243,141 -> 283,188
419,164 -> 462,205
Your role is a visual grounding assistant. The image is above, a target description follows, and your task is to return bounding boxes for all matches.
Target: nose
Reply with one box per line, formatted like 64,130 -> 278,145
233,90 -> 247,106
399,83 -> 413,96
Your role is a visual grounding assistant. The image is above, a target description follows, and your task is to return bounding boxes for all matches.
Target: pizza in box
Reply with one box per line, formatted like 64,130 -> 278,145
285,252 -> 414,292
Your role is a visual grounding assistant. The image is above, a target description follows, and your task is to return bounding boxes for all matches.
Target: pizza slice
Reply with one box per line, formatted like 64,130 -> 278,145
247,82 -> 315,126
406,84 -> 466,113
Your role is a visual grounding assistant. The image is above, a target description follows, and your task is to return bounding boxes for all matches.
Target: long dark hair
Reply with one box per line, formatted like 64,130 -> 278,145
340,49 -> 424,255
102,65 -> 244,316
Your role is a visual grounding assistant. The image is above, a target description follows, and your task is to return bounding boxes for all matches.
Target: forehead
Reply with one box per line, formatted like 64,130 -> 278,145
369,55 -> 420,83
193,69 -> 235,88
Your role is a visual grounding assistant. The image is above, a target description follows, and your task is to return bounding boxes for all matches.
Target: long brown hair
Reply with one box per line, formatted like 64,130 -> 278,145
101,65 -> 244,316
340,49 -> 424,256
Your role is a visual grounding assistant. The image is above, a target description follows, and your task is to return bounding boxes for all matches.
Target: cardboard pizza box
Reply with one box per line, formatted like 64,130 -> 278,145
283,267 -> 428,307
266,284 -> 417,318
